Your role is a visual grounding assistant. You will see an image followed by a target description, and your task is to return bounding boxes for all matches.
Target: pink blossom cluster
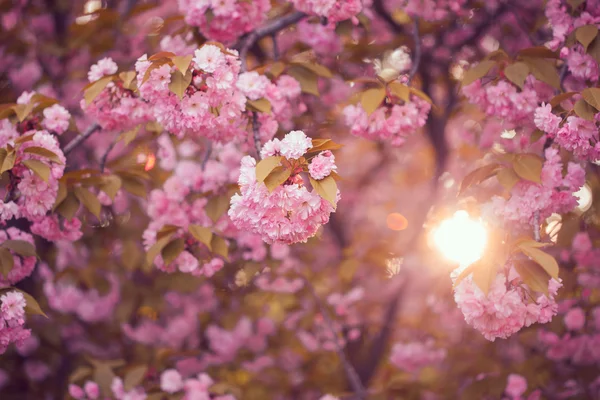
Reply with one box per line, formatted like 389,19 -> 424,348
236,71 -> 305,142
0,290 -> 30,355
545,0 -> 600,51
489,147 -> 585,229
41,104 -> 70,135
389,0 -> 469,21
342,95 -> 431,146
178,0 -> 270,44
534,103 -> 600,161
68,381 -> 100,400
81,58 -> 152,132
39,264 -> 120,323
123,286 -> 216,350
453,265 -> 562,341
0,113 -> 66,224
569,233 -> 600,288
229,131 -> 340,244
204,317 -> 276,365
0,228 -> 37,286
389,339 -> 447,374
160,369 -> 235,399
135,45 -> 247,143
143,141 -> 246,276
296,21 -> 342,57
462,79 -> 543,125
291,0 -> 362,23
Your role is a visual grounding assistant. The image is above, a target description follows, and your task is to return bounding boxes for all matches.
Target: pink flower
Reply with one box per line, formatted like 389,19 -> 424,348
280,130 -> 312,159
68,384 -> 85,399
564,307 -> 586,331
194,45 -> 225,73
88,57 -> 118,82
1,291 -> 26,322
505,374 -> 527,398
236,71 -> 269,100
160,369 -> 184,394
309,150 -> 337,180
534,103 -> 561,136
42,104 -> 71,134
84,381 -> 100,399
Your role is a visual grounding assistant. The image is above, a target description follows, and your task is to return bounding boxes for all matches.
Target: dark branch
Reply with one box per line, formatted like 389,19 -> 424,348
372,0 -> 404,34
63,123 -> 101,155
237,11 -> 306,71
408,19 -> 421,82
306,279 -> 367,399
252,112 -> 262,159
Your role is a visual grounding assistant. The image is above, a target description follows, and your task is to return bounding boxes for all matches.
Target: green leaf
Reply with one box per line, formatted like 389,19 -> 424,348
0,149 -> 16,174
84,76 -> 113,105
576,24 -> 598,51
211,235 -> 229,260
471,258 -> 498,296
309,175 -> 337,208
247,98 -> 272,114
69,366 -> 93,383
0,248 -> 14,279
307,139 -> 343,153
56,193 -> 80,220
124,365 -> 148,391
513,154 -> 543,184
255,156 -> 282,182
461,60 -> 496,86
581,87 -> 600,110
287,65 -> 319,96
514,260 -> 550,296
2,240 -> 37,257
73,186 -> 102,219
121,177 -> 147,198
522,57 -> 561,89
264,166 -> 292,192
99,175 -> 122,201
388,81 -> 410,102
459,163 -> 502,195
496,167 -> 520,191
161,238 -> 185,265
205,194 -> 231,224
172,55 -> 193,73
118,125 -> 140,146
145,233 -> 174,267
518,46 -> 560,59
168,70 -> 193,100
189,225 -> 213,250
574,98 -> 597,121
518,244 -> 559,279
23,147 -> 64,164
360,88 -> 386,115
22,159 -> 50,182
119,71 -> 137,90
93,364 -> 116,397
503,62 -> 529,89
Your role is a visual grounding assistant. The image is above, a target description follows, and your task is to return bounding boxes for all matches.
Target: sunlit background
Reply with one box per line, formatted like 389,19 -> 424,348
430,210 -> 488,267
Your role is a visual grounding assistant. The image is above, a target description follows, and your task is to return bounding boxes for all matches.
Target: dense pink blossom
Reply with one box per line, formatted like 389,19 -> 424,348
390,339 -> 447,373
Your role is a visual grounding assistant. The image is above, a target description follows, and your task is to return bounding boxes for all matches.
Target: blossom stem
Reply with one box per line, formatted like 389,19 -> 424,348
533,211 -> 540,241
408,19 -> 421,82
63,123 -> 101,155
237,11 -> 306,72
305,279 -> 367,399
252,112 -> 262,159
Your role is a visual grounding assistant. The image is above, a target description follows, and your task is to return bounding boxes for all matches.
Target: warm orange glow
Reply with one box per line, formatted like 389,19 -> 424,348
387,213 -> 408,231
144,153 -> 156,171
430,210 -> 487,266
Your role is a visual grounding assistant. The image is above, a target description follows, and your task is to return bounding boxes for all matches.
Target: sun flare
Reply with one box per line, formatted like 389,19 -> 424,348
431,210 -> 487,267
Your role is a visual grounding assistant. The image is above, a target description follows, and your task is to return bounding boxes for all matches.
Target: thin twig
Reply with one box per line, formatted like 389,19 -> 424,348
201,140 -> 212,171
533,211 -> 541,241
272,33 -> 279,61
305,279 -> 367,399
63,123 -> 101,155
408,19 -> 421,82
252,112 -> 262,159
99,136 -> 119,173
237,11 -> 306,71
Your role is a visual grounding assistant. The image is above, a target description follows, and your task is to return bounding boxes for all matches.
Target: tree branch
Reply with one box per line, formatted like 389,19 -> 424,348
237,11 -> 306,71
408,19 -> 421,82
306,279 -> 367,399
252,112 -> 262,159
372,0 -> 404,34
63,123 -> 101,155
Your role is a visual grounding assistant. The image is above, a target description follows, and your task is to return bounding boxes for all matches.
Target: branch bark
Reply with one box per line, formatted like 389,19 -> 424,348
63,123 -> 101,155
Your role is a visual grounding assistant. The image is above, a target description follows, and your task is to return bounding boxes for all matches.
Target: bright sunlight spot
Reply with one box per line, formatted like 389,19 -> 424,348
575,183 -> 592,212
431,210 -> 487,266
